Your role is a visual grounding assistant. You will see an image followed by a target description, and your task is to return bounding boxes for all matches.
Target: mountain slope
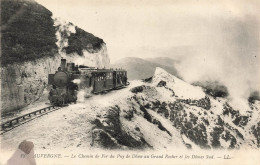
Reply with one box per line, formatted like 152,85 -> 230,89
146,57 -> 179,67
111,57 -> 180,80
91,67 -> 259,150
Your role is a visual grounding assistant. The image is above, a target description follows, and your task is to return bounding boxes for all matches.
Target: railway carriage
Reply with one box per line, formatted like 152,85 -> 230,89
48,59 -> 128,106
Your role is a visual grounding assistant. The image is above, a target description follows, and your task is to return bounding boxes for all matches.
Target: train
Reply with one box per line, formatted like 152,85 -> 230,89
48,59 -> 128,106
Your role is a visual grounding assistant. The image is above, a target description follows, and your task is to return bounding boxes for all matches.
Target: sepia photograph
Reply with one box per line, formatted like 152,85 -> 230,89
0,0 -> 260,164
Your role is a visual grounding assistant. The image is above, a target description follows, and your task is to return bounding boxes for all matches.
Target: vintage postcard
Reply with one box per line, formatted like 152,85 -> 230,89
0,0 -> 260,164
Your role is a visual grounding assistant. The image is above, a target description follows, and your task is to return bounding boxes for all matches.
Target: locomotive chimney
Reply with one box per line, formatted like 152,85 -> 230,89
61,59 -> 66,71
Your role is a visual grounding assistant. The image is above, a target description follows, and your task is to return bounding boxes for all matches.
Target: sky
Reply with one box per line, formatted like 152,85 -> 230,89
36,0 -> 260,99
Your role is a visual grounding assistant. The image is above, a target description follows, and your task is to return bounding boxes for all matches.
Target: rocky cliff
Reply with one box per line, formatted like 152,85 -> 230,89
1,0 -> 110,114
1,56 -> 61,114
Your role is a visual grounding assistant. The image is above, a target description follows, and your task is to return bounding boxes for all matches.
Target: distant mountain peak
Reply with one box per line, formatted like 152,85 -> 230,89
111,57 -> 180,80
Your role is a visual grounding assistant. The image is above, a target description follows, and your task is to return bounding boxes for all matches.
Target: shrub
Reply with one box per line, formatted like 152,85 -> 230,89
64,26 -> 104,55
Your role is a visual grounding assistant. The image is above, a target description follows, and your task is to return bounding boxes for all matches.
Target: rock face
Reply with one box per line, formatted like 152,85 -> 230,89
1,55 -> 61,114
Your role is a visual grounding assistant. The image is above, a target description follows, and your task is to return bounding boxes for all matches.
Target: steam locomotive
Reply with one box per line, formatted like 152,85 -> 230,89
48,59 -> 128,106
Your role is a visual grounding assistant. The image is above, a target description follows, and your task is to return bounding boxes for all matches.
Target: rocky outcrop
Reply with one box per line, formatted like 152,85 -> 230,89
251,122 -> 260,147
1,55 -> 61,114
91,105 -> 151,149
54,18 -> 110,68
64,43 -> 110,68
92,68 -> 260,150
178,96 -> 211,110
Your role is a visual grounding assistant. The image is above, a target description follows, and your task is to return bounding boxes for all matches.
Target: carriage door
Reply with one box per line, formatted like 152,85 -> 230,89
113,72 -> 117,87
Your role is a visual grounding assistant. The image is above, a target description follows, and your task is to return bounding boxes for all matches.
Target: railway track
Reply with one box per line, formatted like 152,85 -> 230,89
0,106 -> 62,135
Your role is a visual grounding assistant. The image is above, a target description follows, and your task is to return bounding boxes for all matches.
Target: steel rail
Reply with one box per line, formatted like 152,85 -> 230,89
0,106 -> 61,135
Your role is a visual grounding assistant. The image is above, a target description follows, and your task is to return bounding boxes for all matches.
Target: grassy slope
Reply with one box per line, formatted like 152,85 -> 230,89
1,0 -> 58,66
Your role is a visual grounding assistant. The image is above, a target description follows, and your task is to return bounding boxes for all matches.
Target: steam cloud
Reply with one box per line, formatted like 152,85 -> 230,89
72,79 -> 93,102
172,15 -> 260,112
72,79 -> 81,84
